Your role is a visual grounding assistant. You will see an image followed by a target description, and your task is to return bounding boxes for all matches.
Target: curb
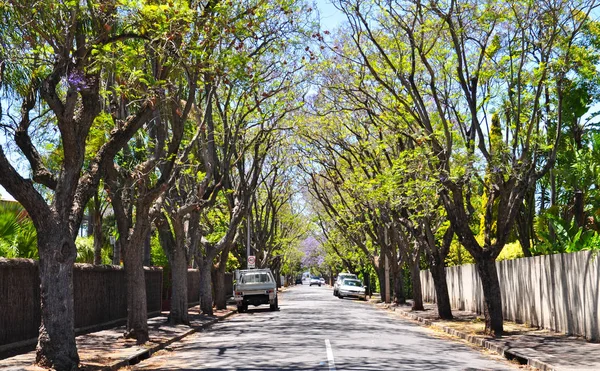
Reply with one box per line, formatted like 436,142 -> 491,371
104,310 -> 237,371
380,304 -> 555,371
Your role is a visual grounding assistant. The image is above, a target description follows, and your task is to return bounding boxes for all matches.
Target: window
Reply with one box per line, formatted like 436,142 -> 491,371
241,272 -> 272,283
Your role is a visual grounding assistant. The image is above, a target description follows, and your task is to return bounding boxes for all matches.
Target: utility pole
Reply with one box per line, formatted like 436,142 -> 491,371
247,207 -> 251,268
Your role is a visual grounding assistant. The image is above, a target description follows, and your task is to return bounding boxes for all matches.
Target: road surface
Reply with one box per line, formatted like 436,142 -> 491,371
130,284 -> 520,370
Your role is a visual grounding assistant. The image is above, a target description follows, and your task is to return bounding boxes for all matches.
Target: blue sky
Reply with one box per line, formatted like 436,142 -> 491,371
316,0 -> 346,30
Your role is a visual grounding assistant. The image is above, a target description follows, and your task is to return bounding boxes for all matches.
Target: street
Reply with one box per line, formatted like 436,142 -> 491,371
130,285 -> 519,370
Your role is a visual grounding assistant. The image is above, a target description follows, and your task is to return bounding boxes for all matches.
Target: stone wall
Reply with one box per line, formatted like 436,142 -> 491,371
421,250 -> 600,340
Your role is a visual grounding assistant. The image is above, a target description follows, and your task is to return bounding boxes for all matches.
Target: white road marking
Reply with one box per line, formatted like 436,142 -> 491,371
325,339 -> 336,371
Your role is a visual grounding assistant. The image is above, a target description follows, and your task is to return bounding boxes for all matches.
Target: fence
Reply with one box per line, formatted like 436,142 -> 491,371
0,259 -> 162,350
420,250 -> 600,340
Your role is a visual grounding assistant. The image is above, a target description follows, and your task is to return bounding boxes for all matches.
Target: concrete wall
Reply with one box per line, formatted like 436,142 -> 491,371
421,250 -> 600,340
0,259 -> 163,348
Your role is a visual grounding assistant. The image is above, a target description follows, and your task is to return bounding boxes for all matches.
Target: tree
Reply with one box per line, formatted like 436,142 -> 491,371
247,142 -> 308,279
0,1 -> 163,367
334,0 -> 600,335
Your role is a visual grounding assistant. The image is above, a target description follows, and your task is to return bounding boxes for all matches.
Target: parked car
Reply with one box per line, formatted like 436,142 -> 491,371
319,277 -> 326,285
333,273 -> 357,296
309,276 -> 322,286
234,269 -> 278,312
337,278 -> 367,300
295,277 -> 303,285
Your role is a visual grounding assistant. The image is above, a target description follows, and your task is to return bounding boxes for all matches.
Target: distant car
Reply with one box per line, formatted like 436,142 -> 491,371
338,278 -> 366,300
295,277 -> 303,285
309,276 -> 321,286
333,273 -> 357,296
319,277 -> 326,285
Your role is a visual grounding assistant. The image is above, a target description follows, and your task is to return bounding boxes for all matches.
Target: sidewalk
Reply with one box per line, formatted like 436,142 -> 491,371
371,299 -> 600,371
0,305 -> 236,371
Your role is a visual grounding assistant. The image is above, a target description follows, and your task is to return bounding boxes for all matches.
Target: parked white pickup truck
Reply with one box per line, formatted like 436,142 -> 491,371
234,269 -> 278,312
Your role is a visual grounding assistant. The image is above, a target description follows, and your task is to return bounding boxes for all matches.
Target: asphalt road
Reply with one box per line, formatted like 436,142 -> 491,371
130,284 -> 520,370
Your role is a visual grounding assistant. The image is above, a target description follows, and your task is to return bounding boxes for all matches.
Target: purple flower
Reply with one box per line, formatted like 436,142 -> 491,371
301,237 -> 325,267
67,70 -> 89,91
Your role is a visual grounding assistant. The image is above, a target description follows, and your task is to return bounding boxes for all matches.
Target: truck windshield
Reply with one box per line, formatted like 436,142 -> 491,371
241,273 -> 272,283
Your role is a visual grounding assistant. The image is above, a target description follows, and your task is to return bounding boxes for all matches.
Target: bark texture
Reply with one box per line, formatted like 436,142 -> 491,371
392,266 -> 405,305
169,245 -> 189,325
123,227 -> 149,344
429,260 -> 453,319
35,230 -> 79,370
198,248 -> 217,315
409,258 -> 424,311
213,247 -> 229,310
92,192 -> 104,265
476,257 -> 504,336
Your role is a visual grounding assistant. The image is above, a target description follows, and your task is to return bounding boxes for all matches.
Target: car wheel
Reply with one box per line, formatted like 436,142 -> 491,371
338,295 -> 343,299
237,305 -> 244,313
318,284 -> 321,287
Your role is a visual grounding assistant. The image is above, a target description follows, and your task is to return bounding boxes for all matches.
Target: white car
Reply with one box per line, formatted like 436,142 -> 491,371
333,273 -> 357,296
234,269 -> 278,312
309,276 -> 322,286
338,278 -> 367,300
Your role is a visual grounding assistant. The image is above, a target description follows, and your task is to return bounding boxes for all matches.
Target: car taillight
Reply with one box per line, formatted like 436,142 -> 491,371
235,291 -> 242,296
266,289 -> 273,294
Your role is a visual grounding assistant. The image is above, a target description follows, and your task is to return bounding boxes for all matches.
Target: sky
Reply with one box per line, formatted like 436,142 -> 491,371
316,0 -> 347,30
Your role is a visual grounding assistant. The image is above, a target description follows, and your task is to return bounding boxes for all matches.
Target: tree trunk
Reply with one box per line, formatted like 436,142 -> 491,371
393,266 -> 405,305
574,190 -> 585,228
93,197 -> 103,265
214,244 -> 231,310
87,211 -> 94,237
199,262 -> 213,315
549,169 -> 557,242
375,263 -> 386,303
409,257 -> 424,311
213,262 -> 227,310
363,270 -> 371,296
274,267 -> 281,288
169,244 -> 189,325
476,257 -> 504,336
123,231 -> 149,344
198,249 -> 217,315
429,259 -> 453,319
35,231 -> 80,370
112,239 -> 121,265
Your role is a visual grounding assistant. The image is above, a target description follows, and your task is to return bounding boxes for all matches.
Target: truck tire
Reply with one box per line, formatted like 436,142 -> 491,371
237,305 -> 244,313
270,297 -> 278,311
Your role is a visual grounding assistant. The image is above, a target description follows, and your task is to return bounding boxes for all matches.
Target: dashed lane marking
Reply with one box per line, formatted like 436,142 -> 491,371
325,339 -> 336,371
